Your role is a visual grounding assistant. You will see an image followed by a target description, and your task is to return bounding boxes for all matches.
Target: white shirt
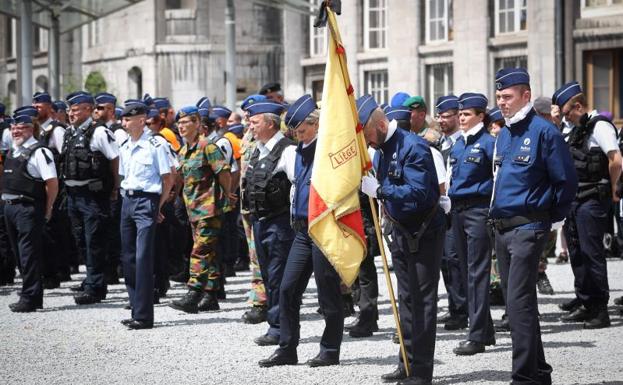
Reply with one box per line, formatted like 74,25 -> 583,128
442,130 -> 462,152
40,117 -> 65,154
505,102 -> 534,126
255,130 -> 296,182
384,119 -> 398,144
462,122 -> 484,142
431,146 -> 446,187
114,128 -> 129,145
586,110 -> 620,154
2,128 -> 12,152
150,129 -> 179,169
7,136 -> 57,181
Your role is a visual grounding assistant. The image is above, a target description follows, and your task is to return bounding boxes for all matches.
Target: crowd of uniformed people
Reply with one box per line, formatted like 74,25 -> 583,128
1,67 -> 623,385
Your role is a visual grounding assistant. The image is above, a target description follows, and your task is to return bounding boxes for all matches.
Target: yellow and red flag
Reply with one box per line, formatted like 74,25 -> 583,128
308,8 -> 371,287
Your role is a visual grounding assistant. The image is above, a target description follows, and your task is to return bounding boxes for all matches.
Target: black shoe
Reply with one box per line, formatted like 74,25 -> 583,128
397,377 -> 432,385
120,318 -> 134,326
153,290 -> 160,305
198,292 -> 220,312
583,309 -> 611,329
42,277 -> 61,290
494,316 -> 511,332
169,289 -> 203,314
381,367 -> 407,383
224,264 -> 236,277
254,334 -> 279,346
453,340 -> 486,355
169,270 -> 189,283
489,285 -> 505,306
537,272 -> 554,295
234,260 -> 249,272
217,286 -> 226,300
258,352 -> 298,367
74,292 -> 104,305
561,306 -> 590,322
9,301 -> 39,313
70,282 -> 85,292
437,311 -> 452,323
306,353 -> 339,367
444,316 -> 468,330
559,297 -> 581,312
458,334 -> 496,346
126,320 -> 153,330
242,306 -> 267,324
614,296 -> 623,306
349,322 -> 378,338
105,272 -> 120,285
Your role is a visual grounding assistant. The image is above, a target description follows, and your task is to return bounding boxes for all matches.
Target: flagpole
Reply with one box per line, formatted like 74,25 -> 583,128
324,5 -> 411,377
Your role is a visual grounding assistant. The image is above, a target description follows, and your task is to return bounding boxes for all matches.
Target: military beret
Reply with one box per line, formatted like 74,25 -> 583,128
385,107 -> 411,122
245,101 -> 285,117
285,94 -> 316,129
66,91 -> 94,106
552,81 -> 582,109
495,67 -> 530,90
210,105 -> 232,120
13,106 -> 38,124
356,94 -> 379,127
0,102 -> 5,116
458,93 -> 488,110
143,93 -> 153,107
435,95 -> 459,114
152,97 -> 170,110
147,108 -> 160,119
228,123 -> 244,137
390,92 -> 411,108
121,103 -> 147,117
402,95 -> 426,110
95,92 -> 117,106
53,100 -> 68,113
175,106 -> 199,122
259,82 -> 281,95
488,106 -> 504,122
241,94 -> 266,111
114,106 -> 124,120
32,91 -> 52,104
196,96 -> 212,117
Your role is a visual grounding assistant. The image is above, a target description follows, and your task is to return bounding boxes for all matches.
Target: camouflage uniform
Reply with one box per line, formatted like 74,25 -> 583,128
179,136 -> 230,292
239,129 -> 266,306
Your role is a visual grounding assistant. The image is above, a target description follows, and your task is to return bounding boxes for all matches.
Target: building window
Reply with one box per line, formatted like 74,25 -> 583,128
585,49 -> 622,121
585,0 -> 623,6
425,63 -> 453,115
364,70 -> 388,104
88,20 -> 101,47
426,0 -> 453,43
311,79 -> 324,102
5,18 -> 14,58
495,0 -> 527,35
494,55 -> 528,71
309,0 -> 326,57
35,75 -> 48,92
34,26 -> 48,53
128,67 -> 143,99
363,0 -> 388,50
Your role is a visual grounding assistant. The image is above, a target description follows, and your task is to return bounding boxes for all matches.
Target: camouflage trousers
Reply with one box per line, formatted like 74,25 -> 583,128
242,213 -> 266,306
187,217 -> 221,292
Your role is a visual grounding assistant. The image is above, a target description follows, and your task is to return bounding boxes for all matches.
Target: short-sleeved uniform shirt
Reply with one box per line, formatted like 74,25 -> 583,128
119,129 -> 172,194
179,135 -> 230,221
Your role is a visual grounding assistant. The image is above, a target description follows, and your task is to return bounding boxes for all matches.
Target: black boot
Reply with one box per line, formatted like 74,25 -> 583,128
242,306 -> 267,324
198,292 -> 220,311
583,306 -> 611,329
169,270 -> 189,283
168,289 -> 203,314
536,272 -> 554,295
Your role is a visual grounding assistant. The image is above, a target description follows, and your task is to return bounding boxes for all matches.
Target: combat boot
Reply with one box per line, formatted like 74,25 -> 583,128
169,289 -> 203,314
536,272 -> 554,295
198,292 -> 219,311
583,306 -> 611,329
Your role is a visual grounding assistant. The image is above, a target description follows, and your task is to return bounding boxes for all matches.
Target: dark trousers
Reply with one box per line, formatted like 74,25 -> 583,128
440,223 -> 468,319
219,204 -> 240,267
277,230 -> 343,359
154,200 -> 175,292
42,190 -> 73,280
253,213 -> 295,337
67,192 -> 110,296
106,191 -> 122,278
0,201 -> 16,281
389,213 -> 445,382
496,228 -> 552,385
452,206 -> 494,343
356,246 -> 379,325
4,202 -> 45,305
563,199 -> 610,310
120,194 -> 159,322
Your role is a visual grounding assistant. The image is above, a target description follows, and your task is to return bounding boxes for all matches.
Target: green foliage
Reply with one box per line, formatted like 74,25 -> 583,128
84,71 -> 107,95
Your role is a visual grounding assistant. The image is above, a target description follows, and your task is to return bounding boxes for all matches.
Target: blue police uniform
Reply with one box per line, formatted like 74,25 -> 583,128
118,104 -> 173,327
490,68 -> 577,385
259,95 -> 343,367
447,93 -> 496,353
358,95 -> 446,384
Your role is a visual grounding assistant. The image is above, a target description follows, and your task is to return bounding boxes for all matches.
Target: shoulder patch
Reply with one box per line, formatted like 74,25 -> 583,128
148,137 -> 161,147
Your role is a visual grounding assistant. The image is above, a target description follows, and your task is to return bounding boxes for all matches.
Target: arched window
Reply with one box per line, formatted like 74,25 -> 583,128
35,75 -> 48,92
8,79 -> 17,110
128,67 -> 142,99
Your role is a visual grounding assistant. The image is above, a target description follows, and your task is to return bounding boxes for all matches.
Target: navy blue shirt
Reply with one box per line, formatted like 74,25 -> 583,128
375,127 -> 440,231
292,139 -> 316,221
490,108 -> 577,229
448,126 -> 495,200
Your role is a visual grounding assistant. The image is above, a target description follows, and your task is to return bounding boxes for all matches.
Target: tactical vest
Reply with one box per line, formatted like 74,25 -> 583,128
108,122 -> 123,132
2,144 -> 46,200
61,122 -> 110,183
568,114 -> 616,184
242,136 -> 294,218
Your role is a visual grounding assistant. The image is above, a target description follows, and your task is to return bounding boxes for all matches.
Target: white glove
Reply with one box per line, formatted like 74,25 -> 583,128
551,220 -> 565,231
439,195 -> 451,214
361,175 -> 380,198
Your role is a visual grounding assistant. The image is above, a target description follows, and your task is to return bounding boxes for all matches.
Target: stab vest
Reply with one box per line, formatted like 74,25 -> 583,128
568,114 -> 616,184
242,136 -> 294,218
2,144 -> 46,200
61,122 -> 110,183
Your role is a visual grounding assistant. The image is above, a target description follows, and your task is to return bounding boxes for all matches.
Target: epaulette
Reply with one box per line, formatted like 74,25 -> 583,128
148,136 -> 161,147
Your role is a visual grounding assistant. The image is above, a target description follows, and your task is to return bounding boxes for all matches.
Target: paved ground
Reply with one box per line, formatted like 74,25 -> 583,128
1,258 -> 622,385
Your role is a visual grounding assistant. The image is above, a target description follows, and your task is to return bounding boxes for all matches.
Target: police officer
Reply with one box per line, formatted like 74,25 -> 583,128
62,91 -> 121,305
118,103 -> 174,329
3,108 -> 58,312
0,104 -> 16,286
446,93 -> 496,355
259,95 -> 343,368
553,81 -> 622,328
358,95 -> 445,385
242,100 -> 296,346
490,68 -> 577,385
53,100 -> 69,125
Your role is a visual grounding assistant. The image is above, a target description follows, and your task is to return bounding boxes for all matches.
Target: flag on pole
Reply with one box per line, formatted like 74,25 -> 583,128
308,7 -> 371,287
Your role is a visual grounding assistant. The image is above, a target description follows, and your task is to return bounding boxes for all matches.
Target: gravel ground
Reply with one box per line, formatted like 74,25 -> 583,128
1,258 -> 622,385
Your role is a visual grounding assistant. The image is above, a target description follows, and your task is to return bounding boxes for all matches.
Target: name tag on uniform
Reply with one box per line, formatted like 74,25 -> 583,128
465,155 -> 482,164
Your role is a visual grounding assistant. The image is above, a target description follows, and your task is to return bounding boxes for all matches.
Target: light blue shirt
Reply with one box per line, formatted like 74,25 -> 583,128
119,129 -> 172,194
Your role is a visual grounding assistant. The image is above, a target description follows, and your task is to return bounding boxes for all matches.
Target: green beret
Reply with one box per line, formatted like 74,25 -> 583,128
402,95 -> 427,110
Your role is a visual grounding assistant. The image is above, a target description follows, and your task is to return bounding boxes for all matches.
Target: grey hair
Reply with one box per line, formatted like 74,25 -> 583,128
304,109 -> 320,125
264,113 -> 281,130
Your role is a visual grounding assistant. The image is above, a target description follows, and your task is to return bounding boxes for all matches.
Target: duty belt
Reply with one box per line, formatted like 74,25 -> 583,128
451,196 -> 490,212
123,190 -> 159,199
384,204 -> 439,254
2,195 -> 35,205
488,211 -> 550,232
